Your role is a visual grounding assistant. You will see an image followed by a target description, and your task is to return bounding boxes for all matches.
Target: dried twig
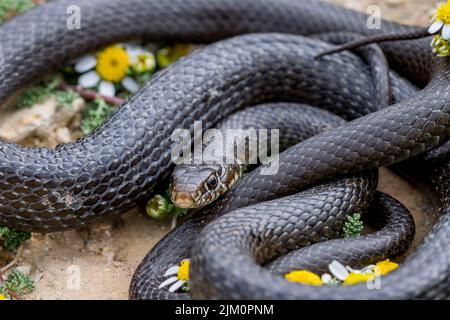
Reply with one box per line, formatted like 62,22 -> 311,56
59,82 -> 125,106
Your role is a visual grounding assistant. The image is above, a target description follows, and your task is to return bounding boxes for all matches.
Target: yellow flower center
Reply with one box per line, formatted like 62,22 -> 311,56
374,259 -> 399,275
0,294 -> 9,300
436,1 -> 450,24
96,46 -> 129,82
284,270 -> 322,286
343,272 -> 374,286
177,259 -> 190,281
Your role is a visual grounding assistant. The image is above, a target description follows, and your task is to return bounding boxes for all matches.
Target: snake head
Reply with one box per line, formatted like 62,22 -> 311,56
170,163 -> 240,209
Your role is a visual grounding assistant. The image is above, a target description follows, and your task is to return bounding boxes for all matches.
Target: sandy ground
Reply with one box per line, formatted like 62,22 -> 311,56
0,0 -> 437,300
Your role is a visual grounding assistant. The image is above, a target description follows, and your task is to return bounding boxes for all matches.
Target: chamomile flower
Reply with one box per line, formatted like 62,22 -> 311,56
130,51 -> 156,74
159,259 -> 190,293
428,1 -> 450,57
286,259 -> 400,287
429,1 -> 450,39
321,273 -> 341,285
328,260 -> 349,281
328,259 -> 398,285
75,45 -> 140,97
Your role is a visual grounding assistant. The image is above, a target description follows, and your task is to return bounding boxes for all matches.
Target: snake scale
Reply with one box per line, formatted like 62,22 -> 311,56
0,0 -> 448,299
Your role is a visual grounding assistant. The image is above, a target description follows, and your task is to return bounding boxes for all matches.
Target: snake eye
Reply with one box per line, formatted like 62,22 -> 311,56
206,176 -> 218,189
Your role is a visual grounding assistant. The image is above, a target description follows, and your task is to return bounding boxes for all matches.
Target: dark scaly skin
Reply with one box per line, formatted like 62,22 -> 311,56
264,159 -> 450,299
169,34 -> 411,209
0,33 -> 425,231
0,0 -> 438,230
0,0 -> 447,299
313,32 -> 395,107
130,43 -> 420,299
129,4 -> 449,299
0,0 -> 435,232
0,0 -> 432,96
190,191 -> 415,299
187,146 -> 449,299
170,103 -> 347,209
130,75 -> 419,299
0,34 -> 392,232
130,105 -> 380,300
266,192 -> 415,276
185,72 -> 450,298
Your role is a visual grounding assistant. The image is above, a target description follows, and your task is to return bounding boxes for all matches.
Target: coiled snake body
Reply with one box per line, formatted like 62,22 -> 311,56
0,0 -> 448,299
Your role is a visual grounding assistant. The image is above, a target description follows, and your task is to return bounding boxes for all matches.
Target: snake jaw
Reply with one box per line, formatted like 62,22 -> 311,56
171,190 -> 197,209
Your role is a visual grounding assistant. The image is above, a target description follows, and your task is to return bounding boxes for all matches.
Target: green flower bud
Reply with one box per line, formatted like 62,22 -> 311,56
146,194 -> 173,219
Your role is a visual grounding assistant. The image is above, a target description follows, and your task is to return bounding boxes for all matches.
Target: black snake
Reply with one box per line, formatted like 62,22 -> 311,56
0,0 -> 448,299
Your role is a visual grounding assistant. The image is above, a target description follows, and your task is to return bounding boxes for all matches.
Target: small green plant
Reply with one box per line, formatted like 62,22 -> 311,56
81,99 -> 115,134
181,282 -> 190,293
0,225 -> 31,251
0,269 -> 35,299
17,82 -> 56,108
342,213 -> 364,238
0,0 -> 34,23
56,90 -> 78,109
17,77 -> 79,109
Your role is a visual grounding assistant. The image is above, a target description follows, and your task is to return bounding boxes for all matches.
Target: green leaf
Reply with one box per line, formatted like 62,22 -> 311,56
16,77 -> 79,109
0,0 -> 34,23
1,269 -> 35,297
0,225 -> 31,251
55,90 -> 79,109
181,282 -> 190,292
17,84 -> 55,108
81,99 -> 115,134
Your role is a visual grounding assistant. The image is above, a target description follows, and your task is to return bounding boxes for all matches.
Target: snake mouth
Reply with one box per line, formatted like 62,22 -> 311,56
171,190 -> 198,209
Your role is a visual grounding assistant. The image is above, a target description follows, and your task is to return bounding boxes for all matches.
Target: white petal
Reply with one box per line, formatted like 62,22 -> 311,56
78,71 -> 100,88
360,265 -> 376,274
158,276 -> 178,289
121,76 -> 140,93
429,20 -> 444,34
443,24 -> 450,39
164,266 -> 180,277
321,273 -> 332,284
328,260 -> 349,281
75,55 -> 97,73
168,280 -> 186,293
125,45 -> 145,60
99,81 -> 116,97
